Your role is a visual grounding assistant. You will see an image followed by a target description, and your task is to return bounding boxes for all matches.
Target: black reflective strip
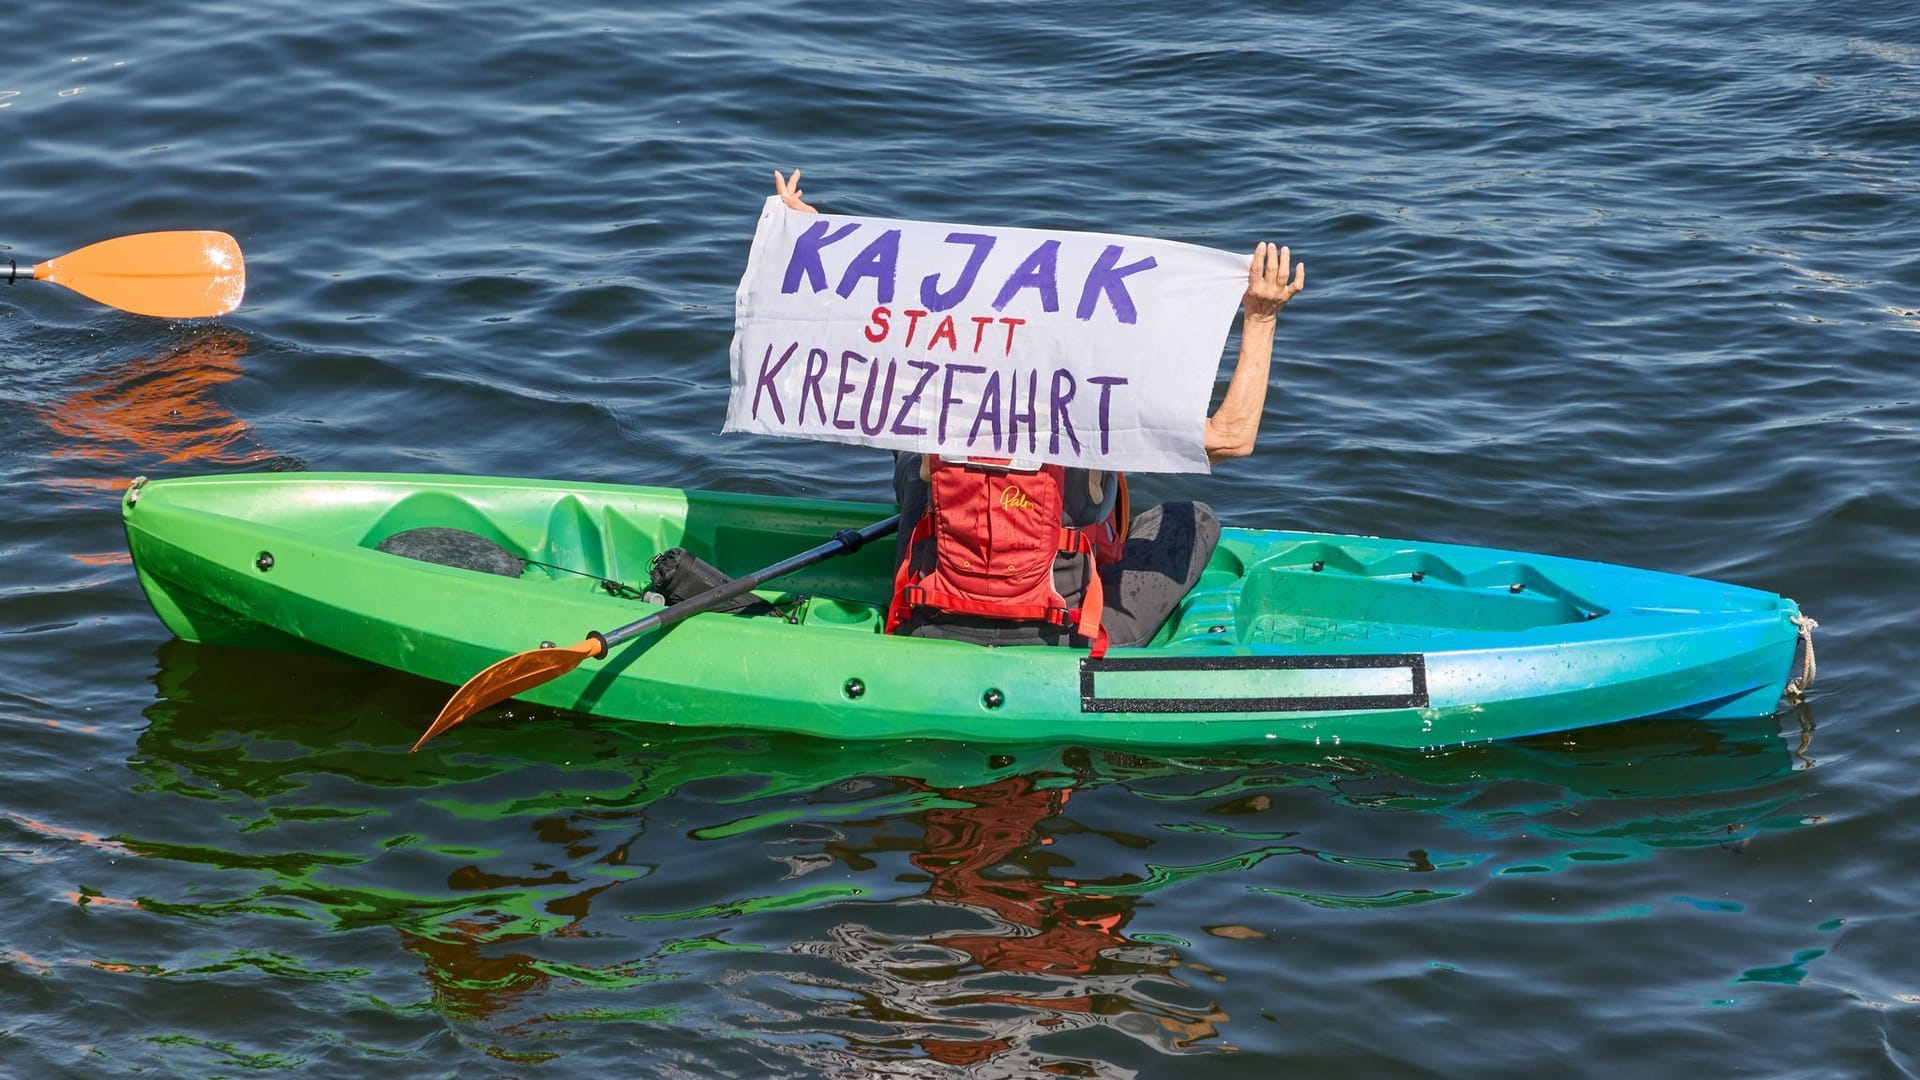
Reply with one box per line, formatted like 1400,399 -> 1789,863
1079,653 -> 1429,714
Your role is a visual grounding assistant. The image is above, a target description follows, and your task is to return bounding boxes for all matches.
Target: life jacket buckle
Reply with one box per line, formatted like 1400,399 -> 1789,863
938,455 -> 1041,475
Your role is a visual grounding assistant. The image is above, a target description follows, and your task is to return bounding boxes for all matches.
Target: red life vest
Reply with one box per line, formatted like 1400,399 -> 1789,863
887,457 -> 1107,654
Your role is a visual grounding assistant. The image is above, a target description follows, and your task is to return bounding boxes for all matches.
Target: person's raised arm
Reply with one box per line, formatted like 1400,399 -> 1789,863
774,169 -> 817,214
1203,242 -> 1304,465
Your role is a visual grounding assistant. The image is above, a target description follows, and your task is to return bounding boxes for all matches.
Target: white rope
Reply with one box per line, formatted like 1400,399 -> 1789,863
1785,614 -> 1819,701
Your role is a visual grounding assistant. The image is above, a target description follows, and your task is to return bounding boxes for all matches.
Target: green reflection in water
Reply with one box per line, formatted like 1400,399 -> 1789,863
1245,886 -> 1466,909
535,1006 -> 684,1023
1515,904 -> 1658,923
1052,844 -> 1476,899
690,790 -> 972,840
660,935 -> 764,955
117,640 -> 1823,1073
1738,948 -> 1827,985
143,1035 -> 305,1071
623,883 -> 868,923
234,806 -> 380,834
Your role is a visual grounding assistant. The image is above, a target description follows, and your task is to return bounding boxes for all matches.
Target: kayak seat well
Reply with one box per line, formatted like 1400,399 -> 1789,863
799,594 -> 887,632
358,490 -> 677,588
355,486 -> 892,606
1234,541 -> 1606,640
375,527 -> 526,577
360,491 -> 540,573
1146,537 -> 1618,646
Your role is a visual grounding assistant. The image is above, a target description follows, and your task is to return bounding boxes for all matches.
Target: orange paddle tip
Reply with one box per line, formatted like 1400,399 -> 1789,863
409,639 -> 600,752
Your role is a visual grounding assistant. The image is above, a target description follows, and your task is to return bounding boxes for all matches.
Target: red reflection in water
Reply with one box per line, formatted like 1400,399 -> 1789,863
913,776 -> 1129,976
383,771 -> 1225,1067
796,771 -> 1228,1070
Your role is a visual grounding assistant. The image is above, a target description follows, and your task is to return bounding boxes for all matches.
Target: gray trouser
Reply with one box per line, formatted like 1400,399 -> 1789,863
891,453 -> 1220,648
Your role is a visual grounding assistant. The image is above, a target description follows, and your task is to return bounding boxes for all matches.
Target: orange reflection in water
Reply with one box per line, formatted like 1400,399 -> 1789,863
800,772 -> 1230,1071
373,771 -> 1226,1069
2,811 -> 138,860
38,329 -> 272,495
914,776 -> 1130,976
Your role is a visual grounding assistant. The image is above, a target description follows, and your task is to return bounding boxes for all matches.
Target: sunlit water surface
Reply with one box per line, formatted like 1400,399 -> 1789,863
2,1 -> 1915,1075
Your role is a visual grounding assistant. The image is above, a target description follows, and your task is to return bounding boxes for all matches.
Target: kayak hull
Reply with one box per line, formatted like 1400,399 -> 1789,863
121,472 -> 1805,749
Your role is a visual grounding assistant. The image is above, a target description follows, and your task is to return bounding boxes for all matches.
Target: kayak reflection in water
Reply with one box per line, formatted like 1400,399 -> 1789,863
771,169 -> 1306,650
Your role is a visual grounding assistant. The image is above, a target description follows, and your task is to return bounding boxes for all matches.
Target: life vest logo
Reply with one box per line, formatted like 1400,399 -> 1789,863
999,485 -> 1037,511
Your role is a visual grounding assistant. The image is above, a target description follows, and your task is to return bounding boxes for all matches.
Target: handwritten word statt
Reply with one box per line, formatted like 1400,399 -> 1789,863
726,197 -> 1249,473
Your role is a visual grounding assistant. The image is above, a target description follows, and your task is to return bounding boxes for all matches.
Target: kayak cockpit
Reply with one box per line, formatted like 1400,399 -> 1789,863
1154,534 -> 1608,649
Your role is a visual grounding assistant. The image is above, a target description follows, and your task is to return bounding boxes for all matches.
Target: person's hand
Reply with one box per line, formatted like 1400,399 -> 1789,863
1243,242 -> 1303,322
774,169 -> 818,214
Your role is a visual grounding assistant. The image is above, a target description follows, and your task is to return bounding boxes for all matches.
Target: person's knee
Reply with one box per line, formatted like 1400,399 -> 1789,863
1124,501 -> 1218,567
1186,501 -> 1221,549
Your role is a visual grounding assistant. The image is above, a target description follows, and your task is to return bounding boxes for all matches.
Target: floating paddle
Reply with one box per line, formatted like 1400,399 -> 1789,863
411,513 -> 902,751
9,231 -> 245,318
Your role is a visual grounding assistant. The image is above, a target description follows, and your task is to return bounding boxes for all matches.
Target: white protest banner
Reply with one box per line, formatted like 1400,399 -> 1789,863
725,196 -> 1249,473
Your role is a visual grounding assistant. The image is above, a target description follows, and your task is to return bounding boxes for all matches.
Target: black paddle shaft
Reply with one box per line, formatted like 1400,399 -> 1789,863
591,514 -> 902,655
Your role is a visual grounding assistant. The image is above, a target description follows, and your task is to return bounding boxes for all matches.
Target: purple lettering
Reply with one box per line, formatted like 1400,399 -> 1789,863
967,371 -> 1003,450
831,350 -> 867,431
751,341 -> 797,423
890,359 -> 939,436
781,220 -> 860,294
1007,369 -> 1038,456
1087,375 -> 1128,455
991,239 -> 1061,313
919,231 -> 997,312
835,228 -> 901,303
1075,245 -> 1157,324
1049,367 -> 1080,456
796,348 -> 830,426
938,363 -> 988,444
860,357 -> 898,436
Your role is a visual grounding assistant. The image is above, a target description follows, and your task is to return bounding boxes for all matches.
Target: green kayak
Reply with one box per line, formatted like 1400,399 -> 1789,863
121,472 -> 1809,749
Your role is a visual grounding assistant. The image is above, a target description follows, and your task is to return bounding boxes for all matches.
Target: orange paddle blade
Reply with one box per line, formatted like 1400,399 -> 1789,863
410,638 -> 601,752
33,231 -> 245,318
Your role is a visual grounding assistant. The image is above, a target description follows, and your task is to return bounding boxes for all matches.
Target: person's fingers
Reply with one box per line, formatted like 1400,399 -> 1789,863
1249,241 -> 1274,293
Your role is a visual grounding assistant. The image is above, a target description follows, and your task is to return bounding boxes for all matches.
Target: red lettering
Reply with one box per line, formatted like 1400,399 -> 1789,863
928,314 -> 958,351
901,308 -> 929,347
970,315 -> 995,352
864,305 -> 891,343
999,317 -> 1025,355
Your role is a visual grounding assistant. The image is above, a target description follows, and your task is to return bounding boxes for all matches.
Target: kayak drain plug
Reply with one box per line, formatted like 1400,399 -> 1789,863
843,678 -> 865,700
255,552 -> 274,572
982,689 -> 1005,710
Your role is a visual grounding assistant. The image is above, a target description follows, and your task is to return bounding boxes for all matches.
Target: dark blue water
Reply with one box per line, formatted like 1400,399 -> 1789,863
3,1 -> 1916,1075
